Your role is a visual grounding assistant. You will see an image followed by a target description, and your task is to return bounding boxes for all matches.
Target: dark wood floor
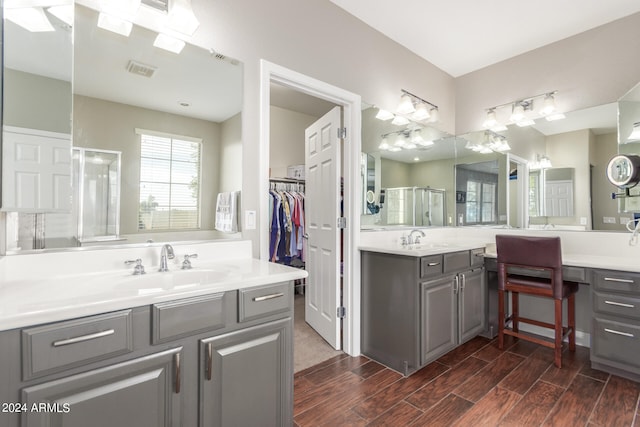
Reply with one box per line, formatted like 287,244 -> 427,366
293,335 -> 640,426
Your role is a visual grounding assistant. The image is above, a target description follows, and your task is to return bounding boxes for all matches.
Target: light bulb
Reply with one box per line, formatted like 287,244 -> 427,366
540,94 -> 556,115
375,109 -> 394,121
391,115 -> 409,126
411,103 -> 430,121
483,110 -> 497,129
378,137 -> 390,150
510,104 -> 525,122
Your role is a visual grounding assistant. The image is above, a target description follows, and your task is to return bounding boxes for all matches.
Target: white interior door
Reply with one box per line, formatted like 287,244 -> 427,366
2,126 -> 72,212
304,106 -> 342,350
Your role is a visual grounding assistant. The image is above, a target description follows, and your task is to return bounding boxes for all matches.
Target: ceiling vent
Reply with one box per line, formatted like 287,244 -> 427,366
126,60 -> 157,78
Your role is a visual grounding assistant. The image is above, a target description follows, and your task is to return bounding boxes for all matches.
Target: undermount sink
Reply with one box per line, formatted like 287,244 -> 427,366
117,267 -> 231,292
406,242 -> 452,250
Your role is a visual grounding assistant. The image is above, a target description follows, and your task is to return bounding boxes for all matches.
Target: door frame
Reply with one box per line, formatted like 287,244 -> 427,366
258,60 -> 362,356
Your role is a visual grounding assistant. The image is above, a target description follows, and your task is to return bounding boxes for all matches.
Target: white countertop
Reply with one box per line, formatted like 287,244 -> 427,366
0,241 -> 307,331
359,241 -> 486,257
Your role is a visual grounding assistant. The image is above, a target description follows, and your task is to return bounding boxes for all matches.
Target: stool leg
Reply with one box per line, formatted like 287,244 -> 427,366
498,289 -> 505,350
554,298 -> 563,368
511,292 -> 519,333
568,293 -> 576,352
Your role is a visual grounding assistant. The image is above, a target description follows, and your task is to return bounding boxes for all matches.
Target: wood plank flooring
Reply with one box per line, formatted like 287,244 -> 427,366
293,336 -> 640,426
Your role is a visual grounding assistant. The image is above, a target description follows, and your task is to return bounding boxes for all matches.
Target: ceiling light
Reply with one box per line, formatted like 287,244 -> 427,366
510,103 -> 525,122
47,5 -> 74,27
154,33 -> 186,53
482,109 -> 497,129
628,122 -> 640,142
98,12 -> 133,36
5,7 -> 54,32
375,109 -> 394,121
397,94 -> 415,115
411,129 -> 424,144
166,0 -> 200,36
545,113 -> 566,121
540,93 -> 556,115
411,103 -> 430,121
391,115 -> 409,126
414,157 -> 420,162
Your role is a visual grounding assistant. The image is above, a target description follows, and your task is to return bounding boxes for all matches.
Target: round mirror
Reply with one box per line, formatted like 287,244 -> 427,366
606,154 -> 640,188
366,190 -> 375,204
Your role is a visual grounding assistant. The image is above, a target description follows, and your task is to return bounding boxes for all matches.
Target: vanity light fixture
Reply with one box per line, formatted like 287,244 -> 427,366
483,91 -> 562,129
378,137 -> 390,150
465,131 -> 510,153
396,89 -> 439,122
5,7 -> 55,32
375,108 -> 394,121
166,0 -> 200,36
628,122 -> 640,142
530,154 -> 552,170
153,33 -> 186,53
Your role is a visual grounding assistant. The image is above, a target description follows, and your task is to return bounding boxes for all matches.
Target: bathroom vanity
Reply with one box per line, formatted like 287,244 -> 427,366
361,243 -> 486,376
0,241 -> 306,427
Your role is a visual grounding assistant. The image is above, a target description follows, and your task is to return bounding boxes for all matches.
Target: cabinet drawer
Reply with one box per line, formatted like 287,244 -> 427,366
592,316 -> 640,370
593,291 -> 640,320
239,282 -> 292,322
593,270 -> 640,294
443,251 -> 470,273
470,248 -> 485,267
152,293 -> 227,344
420,255 -> 443,278
22,310 -> 133,381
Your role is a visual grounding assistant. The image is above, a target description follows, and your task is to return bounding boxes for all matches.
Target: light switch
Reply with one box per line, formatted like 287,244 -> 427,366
245,210 -> 256,230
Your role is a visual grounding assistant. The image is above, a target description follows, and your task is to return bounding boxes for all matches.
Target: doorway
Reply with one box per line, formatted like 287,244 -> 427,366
259,60 -> 362,358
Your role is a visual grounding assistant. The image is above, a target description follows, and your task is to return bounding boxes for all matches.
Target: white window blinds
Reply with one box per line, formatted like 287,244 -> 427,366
138,133 -> 201,230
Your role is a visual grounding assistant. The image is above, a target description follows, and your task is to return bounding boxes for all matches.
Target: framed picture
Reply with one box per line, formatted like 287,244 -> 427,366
456,191 -> 466,203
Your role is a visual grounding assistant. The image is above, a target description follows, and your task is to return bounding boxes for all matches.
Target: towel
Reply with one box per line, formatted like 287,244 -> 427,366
215,191 -> 239,233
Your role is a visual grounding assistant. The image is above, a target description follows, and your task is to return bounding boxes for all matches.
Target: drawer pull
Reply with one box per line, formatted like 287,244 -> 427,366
604,300 -> 635,308
604,328 -> 634,338
604,277 -> 635,284
174,353 -> 181,394
206,342 -> 213,381
253,293 -> 284,302
52,329 -> 115,347
427,262 -> 440,266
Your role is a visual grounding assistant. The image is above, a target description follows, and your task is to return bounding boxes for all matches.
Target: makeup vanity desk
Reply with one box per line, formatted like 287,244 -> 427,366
483,250 -> 640,382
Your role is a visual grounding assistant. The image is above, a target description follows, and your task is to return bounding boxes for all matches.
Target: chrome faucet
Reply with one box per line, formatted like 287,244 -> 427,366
407,229 -> 426,245
159,244 -> 175,272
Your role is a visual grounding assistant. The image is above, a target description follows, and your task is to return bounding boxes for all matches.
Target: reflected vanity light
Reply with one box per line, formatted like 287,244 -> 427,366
482,109 -> 497,128
154,33 -> 186,53
628,122 -> 640,142
530,154 -> 552,170
375,108 -> 394,121
98,12 -> 133,36
391,115 -> 410,126
5,7 -> 54,32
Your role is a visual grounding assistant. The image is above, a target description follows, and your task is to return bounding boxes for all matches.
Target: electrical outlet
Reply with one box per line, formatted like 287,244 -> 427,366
603,217 -> 616,224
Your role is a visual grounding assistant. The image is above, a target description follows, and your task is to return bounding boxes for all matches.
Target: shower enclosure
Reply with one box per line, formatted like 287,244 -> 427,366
73,147 -> 121,243
380,186 -> 446,227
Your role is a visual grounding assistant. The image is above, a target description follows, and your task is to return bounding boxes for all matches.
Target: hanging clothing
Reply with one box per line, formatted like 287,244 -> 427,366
268,180 -> 305,265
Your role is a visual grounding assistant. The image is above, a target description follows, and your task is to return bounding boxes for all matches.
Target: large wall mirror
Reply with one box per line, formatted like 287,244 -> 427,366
616,81 -> 640,215
2,0 -> 243,253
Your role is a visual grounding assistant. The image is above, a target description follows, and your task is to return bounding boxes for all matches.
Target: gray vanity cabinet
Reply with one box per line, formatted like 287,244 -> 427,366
361,248 -> 485,376
21,347 -> 182,427
421,266 -> 486,364
199,318 -> 292,427
591,269 -> 640,380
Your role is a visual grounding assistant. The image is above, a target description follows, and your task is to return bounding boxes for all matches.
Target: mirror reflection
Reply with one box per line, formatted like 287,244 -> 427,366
3,2 -> 243,252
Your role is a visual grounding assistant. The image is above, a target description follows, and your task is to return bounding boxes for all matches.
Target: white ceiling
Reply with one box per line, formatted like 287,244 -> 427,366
329,0 -> 640,77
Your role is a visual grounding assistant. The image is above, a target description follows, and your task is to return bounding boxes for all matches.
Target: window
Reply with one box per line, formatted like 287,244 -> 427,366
465,180 -> 496,224
137,131 -> 202,230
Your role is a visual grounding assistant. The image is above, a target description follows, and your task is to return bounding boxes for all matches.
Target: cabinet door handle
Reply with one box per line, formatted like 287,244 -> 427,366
52,329 -> 115,347
253,293 -> 284,302
427,262 -> 440,266
604,328 -> 634,338
604,277 -> 635,284
604,300 -> 635,308
174,353 -> 181,394
453,276 -> 459,294
460,274 -> 466,291
206,342 -> 213,381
